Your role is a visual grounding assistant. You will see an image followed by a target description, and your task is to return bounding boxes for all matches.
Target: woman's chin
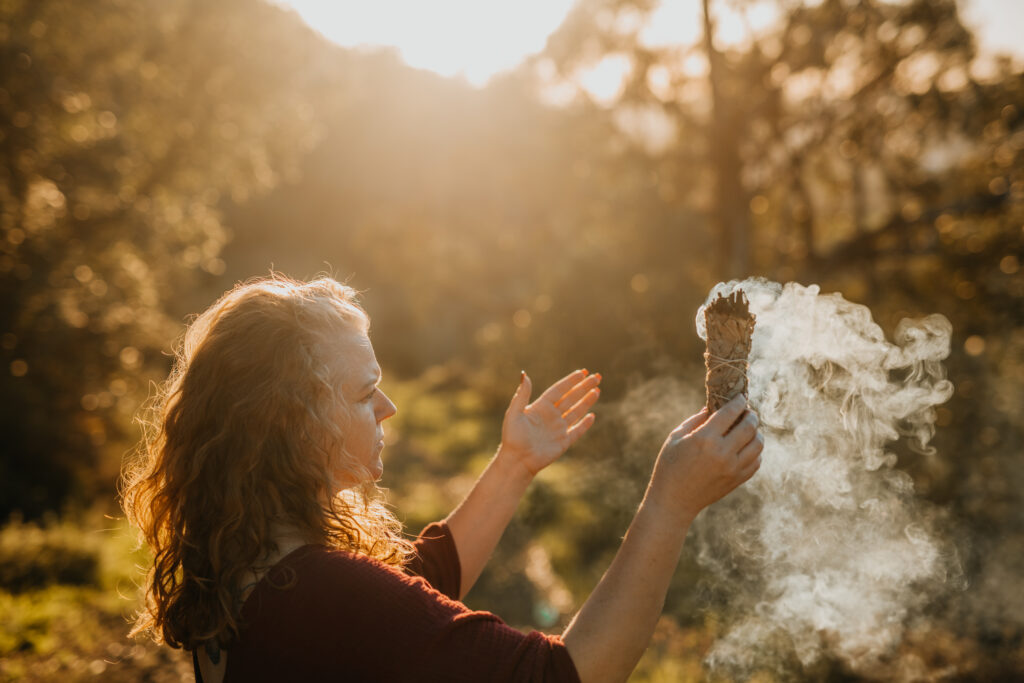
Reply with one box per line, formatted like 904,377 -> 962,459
330,462 -> 383,489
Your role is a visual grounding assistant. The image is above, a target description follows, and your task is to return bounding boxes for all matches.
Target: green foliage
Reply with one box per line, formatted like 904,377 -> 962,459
0,513 -> 195,681
0,516 -> 100,592
0,0 -> 336,518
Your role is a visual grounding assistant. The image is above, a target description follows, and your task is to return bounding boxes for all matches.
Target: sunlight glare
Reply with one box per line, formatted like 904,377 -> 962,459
276,0 -> 1023,92
274,0 -> 575,86
578,54 -> 633,106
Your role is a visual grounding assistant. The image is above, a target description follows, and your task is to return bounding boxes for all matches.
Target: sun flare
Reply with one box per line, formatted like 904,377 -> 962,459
275,0 -> 1022,101
274,0 -> 576,86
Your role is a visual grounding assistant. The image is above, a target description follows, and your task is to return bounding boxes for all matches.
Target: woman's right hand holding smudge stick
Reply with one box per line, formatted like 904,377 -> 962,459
650,394 -> 764,520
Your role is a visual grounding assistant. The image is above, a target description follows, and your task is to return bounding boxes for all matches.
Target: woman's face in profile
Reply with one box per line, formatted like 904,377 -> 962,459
330,330 -> 397,487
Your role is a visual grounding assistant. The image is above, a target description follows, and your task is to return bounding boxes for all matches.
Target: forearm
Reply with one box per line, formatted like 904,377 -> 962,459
562,480 -> 694,683
445,446 -> 533,599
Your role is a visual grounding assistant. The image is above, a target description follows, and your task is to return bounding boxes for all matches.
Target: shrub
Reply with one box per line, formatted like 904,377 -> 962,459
0,516 -> 101,593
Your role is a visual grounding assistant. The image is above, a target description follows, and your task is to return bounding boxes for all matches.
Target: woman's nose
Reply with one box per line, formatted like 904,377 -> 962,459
377,391 -> 397,421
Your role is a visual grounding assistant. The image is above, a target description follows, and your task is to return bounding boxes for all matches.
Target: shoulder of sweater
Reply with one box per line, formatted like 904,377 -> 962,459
277,544 -> 403,577
264,544 -> 437,598
248,544 -> 472,629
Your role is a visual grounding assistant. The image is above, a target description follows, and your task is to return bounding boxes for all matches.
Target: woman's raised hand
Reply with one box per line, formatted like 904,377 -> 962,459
650,395 -> 763,519
499,369 -> 601,477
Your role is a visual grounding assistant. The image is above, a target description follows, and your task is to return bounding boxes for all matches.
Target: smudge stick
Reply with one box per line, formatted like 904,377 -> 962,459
704,290 -> 756,413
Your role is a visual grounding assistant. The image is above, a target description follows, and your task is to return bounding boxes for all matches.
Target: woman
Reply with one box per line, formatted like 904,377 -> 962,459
122,275 -> 762,683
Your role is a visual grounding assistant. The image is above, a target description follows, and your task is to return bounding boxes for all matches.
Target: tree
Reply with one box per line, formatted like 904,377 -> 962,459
0,0 -> 335,517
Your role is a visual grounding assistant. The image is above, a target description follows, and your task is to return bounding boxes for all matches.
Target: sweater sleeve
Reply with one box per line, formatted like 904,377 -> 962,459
421,609 -> 581,683
404,520 -> 462,600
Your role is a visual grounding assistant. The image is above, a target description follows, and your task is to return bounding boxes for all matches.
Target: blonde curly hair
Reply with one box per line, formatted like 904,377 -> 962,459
121,274 -> 413,651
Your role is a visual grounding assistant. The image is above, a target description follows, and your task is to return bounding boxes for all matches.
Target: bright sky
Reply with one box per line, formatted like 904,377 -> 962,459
273,0 -> 576,86
275,0 -> 1024,87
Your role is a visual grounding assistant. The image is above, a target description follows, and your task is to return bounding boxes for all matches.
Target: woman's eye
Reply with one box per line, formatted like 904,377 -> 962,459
362,388 -> 378,403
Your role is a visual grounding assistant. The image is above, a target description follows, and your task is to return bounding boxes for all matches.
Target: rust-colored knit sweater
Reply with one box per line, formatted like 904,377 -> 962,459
195,522 -> 580,682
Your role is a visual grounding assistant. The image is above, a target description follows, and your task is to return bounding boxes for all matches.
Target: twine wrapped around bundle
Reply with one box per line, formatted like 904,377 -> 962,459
704,290 -> 756,413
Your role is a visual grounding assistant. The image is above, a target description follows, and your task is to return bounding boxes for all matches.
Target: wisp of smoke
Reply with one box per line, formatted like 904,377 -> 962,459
694,279 -> 957,676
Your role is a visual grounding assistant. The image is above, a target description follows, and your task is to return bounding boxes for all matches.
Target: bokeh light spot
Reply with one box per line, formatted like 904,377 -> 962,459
934,214 -> 955,234
631,273 -> 650,293
954,281 -> 976,299
109,379 -> 128,397
120,346 -> 141,369
750,195 -> 770,215
475,322 -> 502,345
964,335 -> 986,356
901,200 -> 923,222
513,309 -> 532,329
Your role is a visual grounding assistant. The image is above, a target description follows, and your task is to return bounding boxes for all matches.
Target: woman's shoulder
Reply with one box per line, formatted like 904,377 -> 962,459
243,543 -> 457,619
228,543 -> 470,679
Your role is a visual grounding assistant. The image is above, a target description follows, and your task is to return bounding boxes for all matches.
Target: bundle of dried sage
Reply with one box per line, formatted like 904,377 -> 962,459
704,290 -> 756,413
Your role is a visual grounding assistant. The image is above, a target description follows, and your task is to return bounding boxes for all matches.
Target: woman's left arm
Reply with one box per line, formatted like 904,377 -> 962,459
445,369 -> 601,600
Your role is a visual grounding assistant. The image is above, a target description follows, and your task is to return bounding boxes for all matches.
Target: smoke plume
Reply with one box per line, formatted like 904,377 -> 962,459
693,279 -> 958,677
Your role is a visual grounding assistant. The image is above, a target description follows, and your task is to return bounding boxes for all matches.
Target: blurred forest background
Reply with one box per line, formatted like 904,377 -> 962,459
1,0 -> 1021,680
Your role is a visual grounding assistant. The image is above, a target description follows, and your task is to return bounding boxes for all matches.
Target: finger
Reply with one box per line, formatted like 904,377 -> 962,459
700,394 -> 747,437
735,431 -> 764,469
555,372 -> 601,408
671,407 -> 709,437
565,412 -> 596,446
737,453 -> 762,484
538,369 -> 589,404
508,371 -> 532,414
723,411 -> 759,452
562,387 -> 600,424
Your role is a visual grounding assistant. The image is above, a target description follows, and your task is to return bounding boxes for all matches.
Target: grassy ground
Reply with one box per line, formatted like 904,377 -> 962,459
0,513 -> 193,682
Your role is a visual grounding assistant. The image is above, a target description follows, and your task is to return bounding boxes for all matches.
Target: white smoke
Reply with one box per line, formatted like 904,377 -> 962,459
694,279 -> 958,677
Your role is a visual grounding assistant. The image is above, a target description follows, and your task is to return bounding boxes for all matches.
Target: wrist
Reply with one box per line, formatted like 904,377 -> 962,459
644,472 -> 700,525
493,445 -> 536,487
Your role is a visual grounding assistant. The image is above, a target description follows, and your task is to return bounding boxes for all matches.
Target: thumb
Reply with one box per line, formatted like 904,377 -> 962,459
508,371 -> 532,414
673,407 -> 709,437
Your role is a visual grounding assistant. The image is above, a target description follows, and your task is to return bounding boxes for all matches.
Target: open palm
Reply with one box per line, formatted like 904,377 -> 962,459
501,369 -> 601,476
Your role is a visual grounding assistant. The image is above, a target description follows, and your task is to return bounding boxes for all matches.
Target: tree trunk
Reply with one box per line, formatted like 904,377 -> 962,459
702,0 -> 751,279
